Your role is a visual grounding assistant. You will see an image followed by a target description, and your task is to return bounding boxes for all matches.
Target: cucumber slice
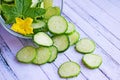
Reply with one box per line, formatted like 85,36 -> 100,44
33,32 -> 53,46
48,16 -> 68,34
16,46 -> 36,63
32,21 -> 46,29
43,0 -> 53,9
32,21 -> 47,33
58,61 -> 80,78
65,22 -> 75,34
82,54 -> 102,69
75,38 -> 96,54
52,35 -> 69,52
48,46 -> 58,63
68,31 -> 80,46
33,47 -> 51,65
45,7 -> 60,20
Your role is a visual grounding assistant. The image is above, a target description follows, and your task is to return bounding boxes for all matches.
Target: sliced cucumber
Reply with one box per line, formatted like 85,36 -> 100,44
43,0 -> 53,9
32,21 -> 47,33
16,46 -> 36,63
33,46 -> 51,65
52,35 -> 69,52
65,22 -> 75,34
33,32 -> 53,46
45,7 -> 60,20
68,31 -> 80,46
75,38 -> 95,54
48,46 -> 58,63
48,16 -> 68,34
82,54 -> 102,69
58,61 -> 80,78
32,21 -> 46,29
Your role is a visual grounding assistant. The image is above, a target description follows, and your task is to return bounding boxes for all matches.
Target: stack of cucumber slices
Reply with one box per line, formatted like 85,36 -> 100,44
16,0 -> 102,79
17,15 -> 80,64
16,15 -> 102,78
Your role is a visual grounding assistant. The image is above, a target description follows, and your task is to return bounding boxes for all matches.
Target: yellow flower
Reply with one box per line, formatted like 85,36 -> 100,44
11,17 -> 33,35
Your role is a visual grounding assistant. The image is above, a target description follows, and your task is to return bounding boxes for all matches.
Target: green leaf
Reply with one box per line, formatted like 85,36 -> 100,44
1,0 -> 46,24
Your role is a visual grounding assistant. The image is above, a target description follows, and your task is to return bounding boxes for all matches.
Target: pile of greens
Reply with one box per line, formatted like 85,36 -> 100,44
0,0 -> 46,24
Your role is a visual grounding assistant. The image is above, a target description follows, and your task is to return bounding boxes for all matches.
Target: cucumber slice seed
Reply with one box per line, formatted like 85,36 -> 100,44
52,35 -> 69,52
48,46 -> 58,62
33,32 -> 53,46
48,16 -> 68,34
58,61 -> 80,78
68,31 -> 80,46
82,54 -> 102,69
33,47 -> 51,65
75,38 -> 96,54
16,46 -> 36,63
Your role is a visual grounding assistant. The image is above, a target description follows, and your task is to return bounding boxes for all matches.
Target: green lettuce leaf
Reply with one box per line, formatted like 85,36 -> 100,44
1,0 -> 46,24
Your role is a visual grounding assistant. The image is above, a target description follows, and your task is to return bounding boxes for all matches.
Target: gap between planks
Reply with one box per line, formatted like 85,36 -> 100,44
63,0 -> 120,65
63,13 -> 120,80
68,0 -> 120,40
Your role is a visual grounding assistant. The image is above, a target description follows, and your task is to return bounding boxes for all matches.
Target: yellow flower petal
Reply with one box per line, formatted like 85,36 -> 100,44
11,17 -> 33,35
25,17 -> 33,26
16,18 -> 24,24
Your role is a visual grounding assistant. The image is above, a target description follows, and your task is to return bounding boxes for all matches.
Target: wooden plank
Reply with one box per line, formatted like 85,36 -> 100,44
62,12 -> 120,80
96,48 -> 120,80
0,27 -> 49,80
20,38 -> 87,80
0,71 -> 6,80
54,53 -> 87,80
108,0 -> 120,8
90,0 -> 120,22
64,2 -> 119,79
0,27 -> 23,54
0,23 -> 87,80
19,39 -> 67,80
63,1 -> 120,50
18,27 -> 87,80
65,46 -> 120,80
0,53 -> 17,80
63,2 -> 120,64
64,47 -> 109,80
63,14 -> 120,80
41,63 -> 66,80
0,0 -> 120,80
71,0 -> 120,39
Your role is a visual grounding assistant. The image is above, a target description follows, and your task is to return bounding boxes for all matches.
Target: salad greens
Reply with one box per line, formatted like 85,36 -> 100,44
1,0 -> 46,24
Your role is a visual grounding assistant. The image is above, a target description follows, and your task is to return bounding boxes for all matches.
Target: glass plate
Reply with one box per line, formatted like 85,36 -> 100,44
0,0 -> 63,39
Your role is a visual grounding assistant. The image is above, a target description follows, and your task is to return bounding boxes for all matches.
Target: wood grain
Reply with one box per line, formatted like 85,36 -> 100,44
0,0 -> 120,80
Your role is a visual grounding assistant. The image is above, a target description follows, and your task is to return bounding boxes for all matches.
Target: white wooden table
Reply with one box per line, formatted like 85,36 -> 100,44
0,0 -> 120,80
